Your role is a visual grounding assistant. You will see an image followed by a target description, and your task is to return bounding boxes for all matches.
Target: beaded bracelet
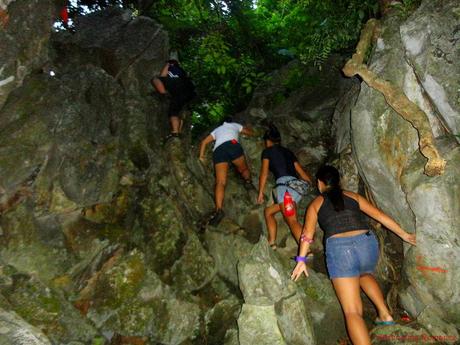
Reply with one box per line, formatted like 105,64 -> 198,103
295,256 -> 307,263
300,234 -> 314,243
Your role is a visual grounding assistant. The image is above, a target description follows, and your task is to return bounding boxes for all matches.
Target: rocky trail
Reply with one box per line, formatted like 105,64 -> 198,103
0,1 -> 459,345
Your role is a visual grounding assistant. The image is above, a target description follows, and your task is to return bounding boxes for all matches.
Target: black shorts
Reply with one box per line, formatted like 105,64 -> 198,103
213,140 -> 244,164
159,77 -> 195,117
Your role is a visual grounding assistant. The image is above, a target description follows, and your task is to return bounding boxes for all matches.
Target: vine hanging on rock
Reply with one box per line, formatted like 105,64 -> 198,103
343,19 -> 446,177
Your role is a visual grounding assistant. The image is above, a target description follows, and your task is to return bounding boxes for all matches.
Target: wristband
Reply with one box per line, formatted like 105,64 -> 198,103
295,256 -> 307,263
300,234 -> 314,243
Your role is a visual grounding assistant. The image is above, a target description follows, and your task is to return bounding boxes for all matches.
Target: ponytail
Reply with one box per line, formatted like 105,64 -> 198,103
263,122 -> 281,143
316,165 -> 344,211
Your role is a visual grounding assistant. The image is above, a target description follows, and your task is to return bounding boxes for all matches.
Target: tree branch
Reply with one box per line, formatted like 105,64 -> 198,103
343,19 -> 446,176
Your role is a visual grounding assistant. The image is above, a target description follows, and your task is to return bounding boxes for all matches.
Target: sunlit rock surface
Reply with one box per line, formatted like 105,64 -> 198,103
349,0 -> 460,338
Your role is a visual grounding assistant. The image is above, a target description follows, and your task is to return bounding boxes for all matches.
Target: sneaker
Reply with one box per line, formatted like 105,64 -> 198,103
208,209 -> 225,226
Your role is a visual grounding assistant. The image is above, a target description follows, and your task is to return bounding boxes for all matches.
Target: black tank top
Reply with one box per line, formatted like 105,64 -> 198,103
317,194 -> 369,240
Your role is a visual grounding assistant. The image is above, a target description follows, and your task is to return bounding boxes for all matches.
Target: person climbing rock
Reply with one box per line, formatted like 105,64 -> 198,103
291,165 -> 416,345
151,59 -> 195,141
199,116 -> 253,226
257,124 -> 312,249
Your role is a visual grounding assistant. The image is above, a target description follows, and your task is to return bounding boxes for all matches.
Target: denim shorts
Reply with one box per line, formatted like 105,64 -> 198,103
325,231 -> 379,279
274,176 -> 302,204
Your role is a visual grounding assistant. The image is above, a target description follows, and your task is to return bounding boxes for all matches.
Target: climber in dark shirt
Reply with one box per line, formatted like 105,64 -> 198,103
151,59 -> 195,140
257,124 -> 312,249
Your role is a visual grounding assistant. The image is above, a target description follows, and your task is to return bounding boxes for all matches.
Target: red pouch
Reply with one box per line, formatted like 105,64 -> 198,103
231,139 -> 238,144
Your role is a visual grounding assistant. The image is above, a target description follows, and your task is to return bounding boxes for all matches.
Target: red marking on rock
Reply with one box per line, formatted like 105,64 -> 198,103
416,265 -> 448,273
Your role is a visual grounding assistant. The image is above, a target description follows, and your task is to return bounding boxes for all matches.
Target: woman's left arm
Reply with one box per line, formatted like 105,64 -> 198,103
294,162 -> 313,184
356,193 -> 416,246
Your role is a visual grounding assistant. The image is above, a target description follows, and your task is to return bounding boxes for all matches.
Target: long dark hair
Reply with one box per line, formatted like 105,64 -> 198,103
316,165 -> 344,211
263,123 -> 281,143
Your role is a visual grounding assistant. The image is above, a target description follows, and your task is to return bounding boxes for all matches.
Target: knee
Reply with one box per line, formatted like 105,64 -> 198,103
237,165 -> 248,175
343,309 -> 363,319
215,179 -> 227,188
284,214 -> 297,225
264,207 -> 272,218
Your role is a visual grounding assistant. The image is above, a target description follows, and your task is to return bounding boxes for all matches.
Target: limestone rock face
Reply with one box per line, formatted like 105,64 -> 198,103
5,0 -> 459,344
237,240 -> 316,345
0,0 -> 54,110
86,249 -> 201,344
244,57 -> 356,174
0,265 -> 98,344
399,1 -> 460,137
348,0 -> 460,336
0,308 -> 52,345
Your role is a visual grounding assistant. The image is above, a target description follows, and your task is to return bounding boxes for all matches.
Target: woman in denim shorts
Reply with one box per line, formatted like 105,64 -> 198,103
291,166 -> 416,345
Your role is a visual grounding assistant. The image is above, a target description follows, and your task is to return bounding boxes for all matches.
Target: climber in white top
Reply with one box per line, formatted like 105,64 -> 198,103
199,116 -> 254,226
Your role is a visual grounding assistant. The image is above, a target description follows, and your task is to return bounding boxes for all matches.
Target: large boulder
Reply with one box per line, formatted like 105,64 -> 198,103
400,0 -> 460,138
86,249 -> 201,344
205,224 -> 253,287
349,0 -> 460,335
0,308 -> 52,345
237,240 -> 315,345
0,265 -> 98,344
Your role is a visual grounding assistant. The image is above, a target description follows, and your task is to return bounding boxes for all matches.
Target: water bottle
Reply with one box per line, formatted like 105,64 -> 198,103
283,191 -> 295,217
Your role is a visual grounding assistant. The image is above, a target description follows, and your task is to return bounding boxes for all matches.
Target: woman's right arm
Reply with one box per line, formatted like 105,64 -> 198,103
355,193 -> 416,245
291,197 -> 321,281
199,135 -> 214,162
241,126 -> 254,136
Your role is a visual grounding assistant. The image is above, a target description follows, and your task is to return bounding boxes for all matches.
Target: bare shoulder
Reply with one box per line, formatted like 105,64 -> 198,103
343,190 -> 360,202
310,195 -> 324,212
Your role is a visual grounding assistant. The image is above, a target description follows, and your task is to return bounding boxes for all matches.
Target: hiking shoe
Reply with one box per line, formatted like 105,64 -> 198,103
208,209 -> 225,226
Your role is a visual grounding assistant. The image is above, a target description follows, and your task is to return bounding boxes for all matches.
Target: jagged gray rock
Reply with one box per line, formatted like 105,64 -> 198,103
237,240 -> 316,345
349,0 -> 460,336
0,308 -> 52,345
400,0 -> 460,138
0,265 -> 99,344
0,0 -> 54,110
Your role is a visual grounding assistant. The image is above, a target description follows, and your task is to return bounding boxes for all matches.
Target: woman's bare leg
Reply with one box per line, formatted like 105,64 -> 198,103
169,116 -> 181,134
332,277 -> 372,345
264,204 -> 281,245
359,274 -> 393,322
214,162 -> 229,210
280,202 -> 302,242
231,155 -> 250,181
152,77 -> 167,94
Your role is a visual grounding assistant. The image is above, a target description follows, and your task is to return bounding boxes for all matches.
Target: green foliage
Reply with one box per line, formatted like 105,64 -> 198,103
391,0 -> 422,18
68,0 -> 380,134
145,0 -> 379,134
252,0 -> 379,66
